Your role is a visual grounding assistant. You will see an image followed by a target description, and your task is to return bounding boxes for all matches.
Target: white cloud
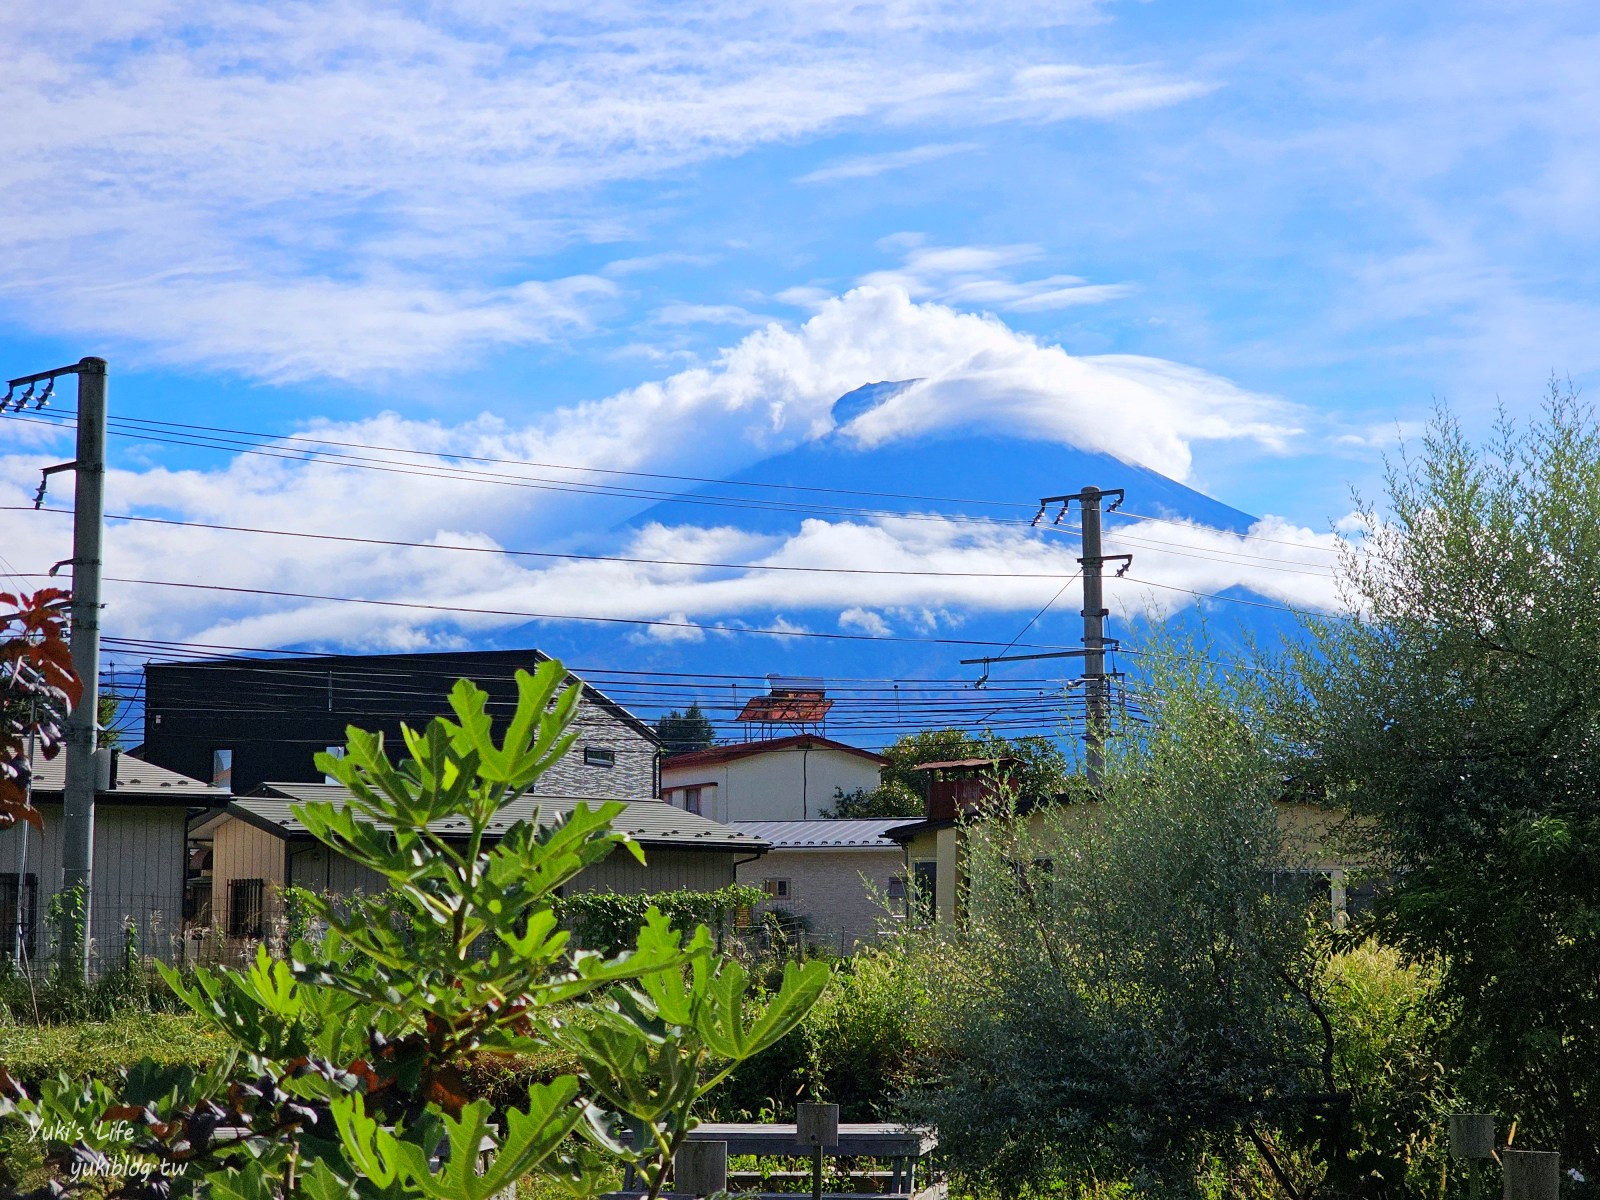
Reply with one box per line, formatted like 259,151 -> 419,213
653,304 -> 774,328
603,252 -> 722,277
859,241 -> 1136,315
0,1 -> 1204,379
0,285 -> 1324,650
839,607 -> 893,636
796,142 -> 981,184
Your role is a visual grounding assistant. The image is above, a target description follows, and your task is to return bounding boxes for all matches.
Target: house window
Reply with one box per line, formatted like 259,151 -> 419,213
683,786 -> 702,815
911,861 -> 938,921
763,878 -> 790,900
322,744 -> 346,784
584,746 -> 616,768
211,748 -> 233,791
228,878 -> 265,938
0,873 -> 37,960
886,875 -> 908,918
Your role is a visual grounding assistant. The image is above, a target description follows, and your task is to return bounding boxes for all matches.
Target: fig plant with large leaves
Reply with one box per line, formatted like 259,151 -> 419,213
0,588 -> 81,832
0,662 -> 827,1198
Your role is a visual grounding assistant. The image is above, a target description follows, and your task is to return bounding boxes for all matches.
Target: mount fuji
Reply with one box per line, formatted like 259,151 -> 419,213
482,381 -> 1313,739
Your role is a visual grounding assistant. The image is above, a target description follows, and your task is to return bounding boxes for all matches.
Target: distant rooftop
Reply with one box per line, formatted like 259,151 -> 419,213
729,819 -> 904,850
664,734 -> 887,771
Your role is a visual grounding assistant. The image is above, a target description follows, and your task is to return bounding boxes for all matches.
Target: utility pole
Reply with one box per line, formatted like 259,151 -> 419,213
8,356 -> 107,976
962,486 -> 1130,786
1078,486 -> 1110,783
62,358 -> 107,976
1036,486 -> 1129,786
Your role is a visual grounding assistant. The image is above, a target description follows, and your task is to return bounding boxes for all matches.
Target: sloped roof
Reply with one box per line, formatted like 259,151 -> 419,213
664,735 -> 887,772
234,783 -> 767,853
910,757 -> 1019,771
26,750 -> 227,805
729,819 -> 904,849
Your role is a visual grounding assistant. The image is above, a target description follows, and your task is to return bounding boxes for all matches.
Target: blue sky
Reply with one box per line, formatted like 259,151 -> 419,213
2,0 -> 1596,656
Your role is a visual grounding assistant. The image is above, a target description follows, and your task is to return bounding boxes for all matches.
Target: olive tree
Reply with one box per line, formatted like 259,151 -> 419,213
1274,391 -> 1600,1172
897,651 -> 1333,1198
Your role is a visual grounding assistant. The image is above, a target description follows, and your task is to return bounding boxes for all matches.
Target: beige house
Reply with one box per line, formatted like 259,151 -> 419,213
886,759 -> 1364,926
729,819 -> 907,951
191,783 -> 769,940
661,735 -> 887,823
0,751 -> 227,968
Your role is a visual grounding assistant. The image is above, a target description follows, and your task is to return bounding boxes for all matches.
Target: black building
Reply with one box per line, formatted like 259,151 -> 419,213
142,649 -> 661,798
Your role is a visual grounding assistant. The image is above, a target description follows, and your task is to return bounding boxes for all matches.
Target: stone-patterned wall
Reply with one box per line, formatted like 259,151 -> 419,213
534,694 -> 657,799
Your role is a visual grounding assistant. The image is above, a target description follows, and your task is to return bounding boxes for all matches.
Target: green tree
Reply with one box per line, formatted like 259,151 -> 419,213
0,663 -> 826,1198
896,653 -> 1330,1198
654,703 -> 716,755
823,728 -> 1066,819
1275,392 -> 1600,1173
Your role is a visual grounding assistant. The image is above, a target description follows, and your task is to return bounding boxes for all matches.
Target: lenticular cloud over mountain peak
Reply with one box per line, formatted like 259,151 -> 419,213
0,286 -> 1337,679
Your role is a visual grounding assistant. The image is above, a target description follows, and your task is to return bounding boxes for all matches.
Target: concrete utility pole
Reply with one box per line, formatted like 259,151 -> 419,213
8,356 -> 110,976
59,358 -> 107,976
61,358 -> 107,975
962,485 -> 1130,787
1077,486 -> 1110,783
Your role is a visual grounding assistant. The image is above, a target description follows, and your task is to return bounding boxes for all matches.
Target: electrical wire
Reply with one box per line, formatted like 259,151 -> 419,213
7,506 -> 1084,581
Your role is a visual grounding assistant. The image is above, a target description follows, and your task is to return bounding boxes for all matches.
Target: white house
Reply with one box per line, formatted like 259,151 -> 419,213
730,818 -> 906,951
660,735 -> 887,823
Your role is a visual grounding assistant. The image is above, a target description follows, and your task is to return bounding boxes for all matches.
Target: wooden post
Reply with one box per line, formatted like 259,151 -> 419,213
674,1140 -> 728,1197
797,1103 -> 840,1200
1449,1114 -> 1497,1160
1502,1151 -> 1559,1200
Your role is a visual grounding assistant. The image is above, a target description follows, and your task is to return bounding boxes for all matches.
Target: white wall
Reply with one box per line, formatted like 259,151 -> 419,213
736,846 -> 904,950
663,748 -> 882,822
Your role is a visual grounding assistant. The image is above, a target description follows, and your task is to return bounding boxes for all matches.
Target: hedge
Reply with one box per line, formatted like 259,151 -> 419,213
554,883 -> 766,954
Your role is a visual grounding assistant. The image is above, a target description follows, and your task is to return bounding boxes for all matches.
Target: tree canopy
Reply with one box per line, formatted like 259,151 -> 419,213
653,702 -> 717,755
1275,390 -> 1600,1171
824,728 -> 1066,819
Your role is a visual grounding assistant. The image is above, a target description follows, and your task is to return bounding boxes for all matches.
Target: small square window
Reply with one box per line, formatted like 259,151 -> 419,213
584,746 -> 616,768
763,878 -> 790,900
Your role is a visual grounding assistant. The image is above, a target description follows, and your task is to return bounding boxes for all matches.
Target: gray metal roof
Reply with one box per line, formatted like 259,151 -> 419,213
728,819 -> 905,849
240,783 -> 768,852
27,750 -> 228,804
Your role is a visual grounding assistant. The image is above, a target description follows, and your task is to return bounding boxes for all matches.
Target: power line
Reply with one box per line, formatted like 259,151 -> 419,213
22,407 -> 1039,512
9,573 -> 1081,651
2,411 -> 1029,529
8,506 -> 1084,581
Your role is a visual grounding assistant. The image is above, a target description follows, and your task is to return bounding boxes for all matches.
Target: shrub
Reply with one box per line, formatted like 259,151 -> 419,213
1316,943 -> 1455,1198
706,947 -> 930,1121
555,883 -> 765,954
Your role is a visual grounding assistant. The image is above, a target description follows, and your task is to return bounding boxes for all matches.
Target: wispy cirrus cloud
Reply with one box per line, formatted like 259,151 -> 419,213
796,142 -> 981,184
858,237 -> 1136,315
0,1 -> 1206,382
